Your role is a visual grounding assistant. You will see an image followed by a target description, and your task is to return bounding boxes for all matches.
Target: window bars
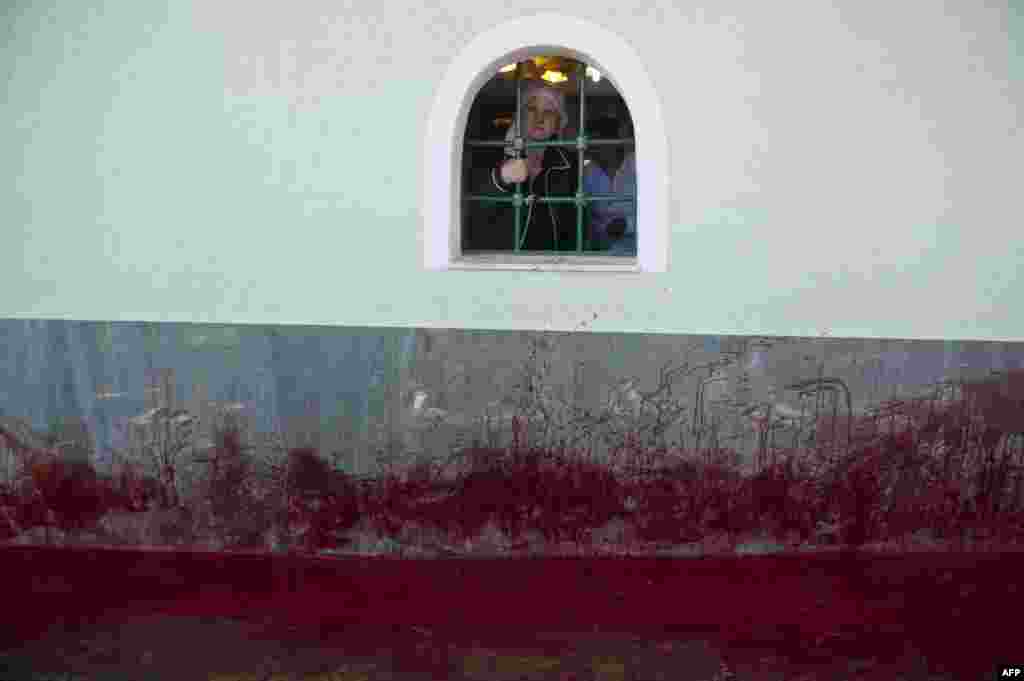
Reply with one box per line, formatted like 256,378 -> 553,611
463,61 -> 636,254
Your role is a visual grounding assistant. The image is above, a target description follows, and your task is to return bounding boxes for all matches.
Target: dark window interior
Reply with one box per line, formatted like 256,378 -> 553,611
461,62 -> 634,254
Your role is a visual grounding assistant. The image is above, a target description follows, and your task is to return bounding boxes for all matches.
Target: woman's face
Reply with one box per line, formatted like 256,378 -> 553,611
525,94 -> 560,141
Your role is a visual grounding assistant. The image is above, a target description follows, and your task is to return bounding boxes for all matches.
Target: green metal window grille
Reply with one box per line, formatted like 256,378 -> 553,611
463,60 -> 636,254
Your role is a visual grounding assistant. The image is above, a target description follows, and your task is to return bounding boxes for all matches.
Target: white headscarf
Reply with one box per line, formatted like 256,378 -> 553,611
504,81 -> 569,156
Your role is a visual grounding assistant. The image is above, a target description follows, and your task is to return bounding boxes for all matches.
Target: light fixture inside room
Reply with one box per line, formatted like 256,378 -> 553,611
497,58 -> 603,83
541,69 -> 568,84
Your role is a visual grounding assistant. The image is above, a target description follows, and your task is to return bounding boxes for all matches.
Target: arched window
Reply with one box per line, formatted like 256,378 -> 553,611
422,14 -> 670,272
461,57 -> 636,258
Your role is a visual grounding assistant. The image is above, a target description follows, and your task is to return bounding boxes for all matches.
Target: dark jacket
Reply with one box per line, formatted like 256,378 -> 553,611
463,141 -> 581,253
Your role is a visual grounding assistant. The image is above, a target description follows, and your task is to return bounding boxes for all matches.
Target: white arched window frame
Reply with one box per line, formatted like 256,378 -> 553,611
422,13 -> 670,273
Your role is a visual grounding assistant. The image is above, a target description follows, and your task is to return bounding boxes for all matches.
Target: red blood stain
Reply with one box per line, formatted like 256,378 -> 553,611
2,371 -> 1024,679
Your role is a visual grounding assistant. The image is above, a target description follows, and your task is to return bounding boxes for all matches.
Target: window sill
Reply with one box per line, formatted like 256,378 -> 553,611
450,253 -> 642,272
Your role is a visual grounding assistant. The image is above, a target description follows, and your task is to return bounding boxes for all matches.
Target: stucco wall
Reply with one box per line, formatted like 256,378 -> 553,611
3,319 -> 1021,479
3,2 -> 1022,339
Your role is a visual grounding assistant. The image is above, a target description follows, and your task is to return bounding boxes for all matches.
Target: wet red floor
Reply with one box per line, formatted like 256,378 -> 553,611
2,545 -> 1019,680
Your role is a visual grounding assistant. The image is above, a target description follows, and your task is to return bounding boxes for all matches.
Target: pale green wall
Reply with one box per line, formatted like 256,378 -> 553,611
3,1 -> 1022,339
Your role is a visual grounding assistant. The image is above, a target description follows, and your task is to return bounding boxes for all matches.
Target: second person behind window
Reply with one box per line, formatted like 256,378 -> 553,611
582,114 -> 636,256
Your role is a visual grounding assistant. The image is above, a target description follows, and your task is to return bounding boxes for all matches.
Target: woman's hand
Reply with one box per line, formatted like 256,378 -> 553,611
500,158 -> 528,184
